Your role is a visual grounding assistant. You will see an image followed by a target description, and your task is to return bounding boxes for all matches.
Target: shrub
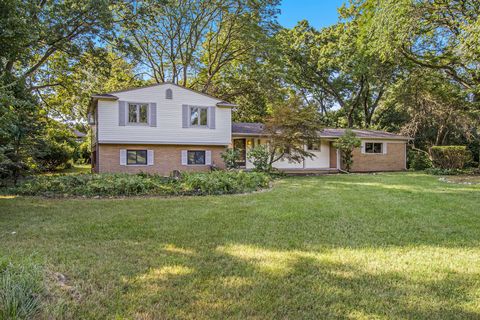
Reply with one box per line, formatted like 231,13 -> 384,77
6,171 -> 271,197
424,168 -> 467,175
0,260 -> 44,320
407,149 -> 432,170
220,148 -> 240,170
333,129 -> 361,172
430,146 -> 470,169
247,145 -> 271,172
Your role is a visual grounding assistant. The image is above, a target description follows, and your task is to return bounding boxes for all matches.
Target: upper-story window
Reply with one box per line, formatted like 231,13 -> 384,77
190,106 -> 208,127
166,88 -> 173,99
365,142 -> 383,154
128,103 -> 148,124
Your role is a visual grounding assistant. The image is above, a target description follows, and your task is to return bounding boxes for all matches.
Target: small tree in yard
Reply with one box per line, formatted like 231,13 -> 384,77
247,145 -> 271,172
221,148 -> 240,170
334,129 -> 361,172
262,95 -> 323,169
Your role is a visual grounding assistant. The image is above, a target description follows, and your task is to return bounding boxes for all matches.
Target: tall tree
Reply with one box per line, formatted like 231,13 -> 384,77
277,20 -> 397,128
118,0 -> 279,91
353,0 -> 480,97
0,0 -> 114,88
38,49 -> 145,122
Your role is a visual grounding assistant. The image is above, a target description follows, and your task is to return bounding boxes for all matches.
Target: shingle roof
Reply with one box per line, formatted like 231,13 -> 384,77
320,128 -> 411,140
232,122 -> 411,140
232,122 -> 266,135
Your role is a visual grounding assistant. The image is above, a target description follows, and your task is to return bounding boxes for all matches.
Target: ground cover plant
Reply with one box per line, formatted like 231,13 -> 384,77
2,171 -> 270,197
1,173 -> 479,319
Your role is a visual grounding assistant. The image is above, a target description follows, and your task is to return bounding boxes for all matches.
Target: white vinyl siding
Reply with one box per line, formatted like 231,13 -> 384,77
97,84 -> 231,145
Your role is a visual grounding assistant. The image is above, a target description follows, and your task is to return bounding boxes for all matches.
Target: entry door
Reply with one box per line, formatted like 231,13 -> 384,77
233,139 -> 246,167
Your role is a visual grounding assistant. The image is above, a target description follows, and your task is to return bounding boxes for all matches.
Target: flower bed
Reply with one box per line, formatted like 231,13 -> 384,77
4,171 -> 271,197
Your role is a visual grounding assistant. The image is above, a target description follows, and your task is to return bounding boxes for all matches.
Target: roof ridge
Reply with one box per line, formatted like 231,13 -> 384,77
95,82 -> 235,105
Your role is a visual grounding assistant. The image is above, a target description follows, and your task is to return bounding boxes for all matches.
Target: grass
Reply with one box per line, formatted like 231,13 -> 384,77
0,173 -> 479,319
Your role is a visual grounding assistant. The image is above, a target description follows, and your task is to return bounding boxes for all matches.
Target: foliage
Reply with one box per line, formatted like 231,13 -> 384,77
264,95 -> 323,166
34,123 -> 77,172
6,171 -> 271,197
277,19 -> 397,128
424,167 -> 472,176
180,171 -> 270,195
430,146 -> 471,170
353,0 -> 480,95
0,259 -> 44,320
333,129 -> 362,172
41,50 -> 146,122
0,79 -> 44,184
118,0 -> 279,90
407,149 -> 432,171
220,148 -> 240,170
247,145 -> 272,172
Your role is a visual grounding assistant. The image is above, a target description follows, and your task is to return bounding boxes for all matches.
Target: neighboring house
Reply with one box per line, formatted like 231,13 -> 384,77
88,83 -> 410,175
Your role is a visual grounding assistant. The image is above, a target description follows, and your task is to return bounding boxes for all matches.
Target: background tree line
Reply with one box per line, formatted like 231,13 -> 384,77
1,0 -> 479,181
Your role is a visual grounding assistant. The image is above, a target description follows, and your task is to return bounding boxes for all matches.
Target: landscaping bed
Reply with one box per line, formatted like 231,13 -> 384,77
2,171 -> 271,197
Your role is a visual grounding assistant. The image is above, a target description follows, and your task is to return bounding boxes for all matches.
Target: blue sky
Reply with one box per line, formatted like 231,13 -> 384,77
278,0 -> 346,30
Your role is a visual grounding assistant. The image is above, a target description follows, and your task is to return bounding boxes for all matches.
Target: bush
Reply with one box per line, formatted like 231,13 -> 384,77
430,146 -> 470,169
407,149 -> 432,170
247,145 -> 271,172
5,171 -> 271,197
0,260 -> 44,320
220,148 -> 240,170
424,168 -> 468,175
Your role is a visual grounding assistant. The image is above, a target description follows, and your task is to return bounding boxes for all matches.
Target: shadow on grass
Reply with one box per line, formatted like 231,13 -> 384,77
115,243 -> 479,319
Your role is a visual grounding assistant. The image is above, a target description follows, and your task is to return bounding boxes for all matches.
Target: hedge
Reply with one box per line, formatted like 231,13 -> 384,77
4,171 -> 271,197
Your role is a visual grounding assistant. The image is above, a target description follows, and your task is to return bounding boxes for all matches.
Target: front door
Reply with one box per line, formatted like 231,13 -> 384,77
233,139 -> 246,167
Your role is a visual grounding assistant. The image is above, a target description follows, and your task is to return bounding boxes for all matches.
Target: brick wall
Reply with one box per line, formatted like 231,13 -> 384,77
346,142 -> 406,172
98,144 -> 226,175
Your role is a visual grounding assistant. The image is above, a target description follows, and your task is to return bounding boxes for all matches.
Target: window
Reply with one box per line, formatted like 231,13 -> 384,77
166,88 -> 173,99
187,150 -> 206,165
127,150 -> 147,165
365,142 -> 383,154
307,141 -> 321,151
128,103 -> 148,124
190,107 -> 208,126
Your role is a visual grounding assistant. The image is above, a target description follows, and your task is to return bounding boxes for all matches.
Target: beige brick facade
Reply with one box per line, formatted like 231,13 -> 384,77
346,142 -> 406,172
96,144 -> 226,175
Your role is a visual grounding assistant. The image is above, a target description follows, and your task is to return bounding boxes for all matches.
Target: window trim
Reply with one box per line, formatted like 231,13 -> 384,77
189,106 -> 208,127
187,150 -> 206,165
127,103 -> 149,125
363,142 -> 384,154
126,149 -> 148,165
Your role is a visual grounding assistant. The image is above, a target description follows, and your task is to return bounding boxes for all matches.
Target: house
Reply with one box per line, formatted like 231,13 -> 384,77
88,83 -> 410,174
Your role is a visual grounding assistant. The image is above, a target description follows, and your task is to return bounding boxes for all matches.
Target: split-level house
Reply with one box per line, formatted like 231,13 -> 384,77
88,83 -> 411,174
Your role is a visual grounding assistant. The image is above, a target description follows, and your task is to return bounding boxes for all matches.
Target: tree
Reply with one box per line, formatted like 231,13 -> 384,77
353,0 -> 480,97
38,50 -> 145,122
0,78 -> 44,184
34,121 -> 77,171
263,95 -> 323,166
0,0 -> 114,88
277,20 -> 397,128
333,129 -> 361,172
119,0 -> 279,91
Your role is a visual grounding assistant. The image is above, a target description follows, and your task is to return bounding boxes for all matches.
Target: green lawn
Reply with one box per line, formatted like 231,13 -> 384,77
1,173 -> 479,319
